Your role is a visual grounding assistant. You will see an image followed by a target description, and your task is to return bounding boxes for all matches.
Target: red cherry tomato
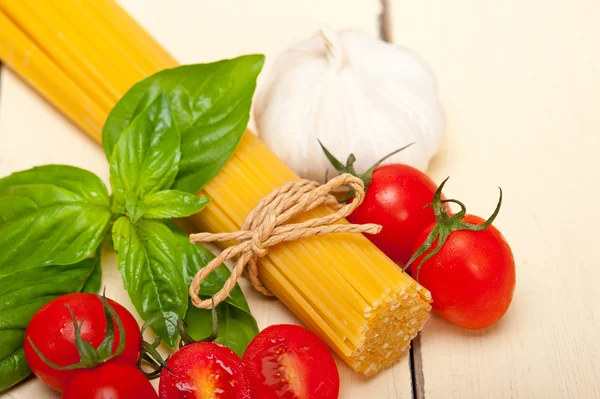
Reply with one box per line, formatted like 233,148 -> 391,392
24,293 -> 141,392
347,164 -> 440,265
242,324 -> 339,399
159,342 -> 251,399
62,363 -> 157,399
412,214 -> 516,329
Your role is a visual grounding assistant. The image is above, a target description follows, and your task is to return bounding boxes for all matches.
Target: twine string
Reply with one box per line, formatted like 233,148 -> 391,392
188,173 -> 382,309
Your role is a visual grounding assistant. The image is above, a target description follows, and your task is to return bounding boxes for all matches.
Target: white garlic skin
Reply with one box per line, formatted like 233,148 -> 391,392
254,28 -> 445,183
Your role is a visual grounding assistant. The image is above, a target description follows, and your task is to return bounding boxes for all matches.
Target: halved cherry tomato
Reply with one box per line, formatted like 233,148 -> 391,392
62,363 -> 157,399
242,324 -> 339,399
24,293 -> 141,392
159,342 -> 251,398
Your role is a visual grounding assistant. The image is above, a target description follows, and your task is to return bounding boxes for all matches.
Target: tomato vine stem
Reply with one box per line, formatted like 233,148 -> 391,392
177,297 -> 219,349
318,140 -> 414,200
138,317 -> 174,379
404,177 -> 503,281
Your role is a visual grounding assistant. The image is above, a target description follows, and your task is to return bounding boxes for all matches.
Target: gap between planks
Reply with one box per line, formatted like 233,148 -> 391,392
410,333 -> 426,399
379,0 -> 393,42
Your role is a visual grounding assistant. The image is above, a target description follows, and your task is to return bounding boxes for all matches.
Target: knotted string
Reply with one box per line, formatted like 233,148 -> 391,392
188,173 -> 381,309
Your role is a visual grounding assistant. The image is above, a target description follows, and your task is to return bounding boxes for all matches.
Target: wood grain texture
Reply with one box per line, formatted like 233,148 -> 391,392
0,1 -> 414,398
390,0 -> 600,398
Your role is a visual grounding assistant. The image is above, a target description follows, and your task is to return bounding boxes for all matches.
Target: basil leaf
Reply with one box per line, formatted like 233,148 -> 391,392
183,259 -> 252,314
0,165 -> 111,274
103,55 -> 265,193
81,250 -> 102,294
186,301 -> 259,357
141,190 -> 208,219
112,217 -> 187,348
165,222 -> 258,355
109,92 -> 180,220
0,260 -> 96,392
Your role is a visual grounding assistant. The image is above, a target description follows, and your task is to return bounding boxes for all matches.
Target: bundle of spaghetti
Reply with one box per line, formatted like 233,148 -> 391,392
0,0 -> 431,375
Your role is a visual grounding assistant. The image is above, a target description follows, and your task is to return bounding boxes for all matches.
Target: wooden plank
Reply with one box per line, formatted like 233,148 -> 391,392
390,0 -> 600,398
0,1 -> 417,398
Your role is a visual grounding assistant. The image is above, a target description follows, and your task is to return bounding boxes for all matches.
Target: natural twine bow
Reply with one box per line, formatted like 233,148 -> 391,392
188,173 -> 382,309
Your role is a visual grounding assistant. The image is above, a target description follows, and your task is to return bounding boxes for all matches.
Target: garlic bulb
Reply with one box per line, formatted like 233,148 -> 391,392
254,27 -> 444,183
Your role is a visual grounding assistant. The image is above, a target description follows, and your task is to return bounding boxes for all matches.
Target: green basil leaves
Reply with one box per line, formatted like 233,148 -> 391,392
106,88 -> 209,347
0,166 -> 108,391
107,91 -> 207,222
102,55 -> 263,348
140,190 -> 208,219
81,250 -> 103,294
109,93 -> 181,219
0,165 -> 111,274
112,218 -> 187,348
103,55 -> 265,193
0,54 -> 263,392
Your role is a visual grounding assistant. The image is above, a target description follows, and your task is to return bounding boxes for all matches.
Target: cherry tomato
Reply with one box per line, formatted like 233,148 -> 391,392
243,324 -> 339,399
24,293 -> 141,392
159,342 -> 251,399
62,363 -> 157,399
347,164 -> 440,266
412,214 -> 516,329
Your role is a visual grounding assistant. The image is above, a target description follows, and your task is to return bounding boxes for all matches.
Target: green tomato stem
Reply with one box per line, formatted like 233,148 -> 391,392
403,177 -> 503,281
318,139 -> 414,197
177,297 -> 219,349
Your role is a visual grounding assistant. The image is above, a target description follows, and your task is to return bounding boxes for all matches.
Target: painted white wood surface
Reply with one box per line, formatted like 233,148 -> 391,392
1,0 -> 600,398
0,1 -> 413,398
390,0 -> 600,398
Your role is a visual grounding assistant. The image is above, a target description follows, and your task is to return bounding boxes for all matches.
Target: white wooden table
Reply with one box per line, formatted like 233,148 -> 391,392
1,1 -> 599,398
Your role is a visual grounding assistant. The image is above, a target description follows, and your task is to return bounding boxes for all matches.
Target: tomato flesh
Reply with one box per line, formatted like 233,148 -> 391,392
159,342 -> 251,399
260,346 -> 308,398
62,363 -> 157,399
412,215 -> 516,329
23,293 -> 142,392
347,164 -> 440,266
243,324 -> 339,399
